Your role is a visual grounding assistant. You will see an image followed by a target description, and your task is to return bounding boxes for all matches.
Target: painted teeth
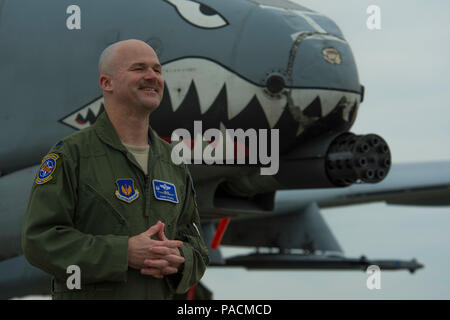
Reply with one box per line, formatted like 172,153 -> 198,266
60,97 -> 104,130
162,58 -> 360,128
162,58 -> 286,126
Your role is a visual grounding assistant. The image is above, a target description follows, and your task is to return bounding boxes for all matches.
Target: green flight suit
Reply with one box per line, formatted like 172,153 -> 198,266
22,112 -> 210,299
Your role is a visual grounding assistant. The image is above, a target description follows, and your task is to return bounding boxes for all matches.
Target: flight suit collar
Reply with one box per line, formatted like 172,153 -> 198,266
93,111 -> 163,157
93,112 -> 127,152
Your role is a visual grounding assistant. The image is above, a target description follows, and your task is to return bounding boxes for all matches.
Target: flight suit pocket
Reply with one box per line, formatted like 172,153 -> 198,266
75,183 -> 128,236
150,179 -> 184,240
179,224 -> 210,267
154,201 -> 183,241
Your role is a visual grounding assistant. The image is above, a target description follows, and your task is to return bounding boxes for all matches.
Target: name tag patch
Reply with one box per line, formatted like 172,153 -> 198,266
152,179 -> 179,204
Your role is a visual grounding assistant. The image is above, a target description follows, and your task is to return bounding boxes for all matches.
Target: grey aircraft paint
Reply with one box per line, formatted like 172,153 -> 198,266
0,0 -> 361,174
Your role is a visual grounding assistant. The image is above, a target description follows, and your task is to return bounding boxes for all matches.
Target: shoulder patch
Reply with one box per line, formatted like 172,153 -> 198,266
35,153 -> 60,184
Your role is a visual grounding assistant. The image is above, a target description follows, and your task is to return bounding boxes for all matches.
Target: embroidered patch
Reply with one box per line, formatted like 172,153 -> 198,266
152,179 -> 179,204
35,153 -> 59,184
115,179 -> 140,203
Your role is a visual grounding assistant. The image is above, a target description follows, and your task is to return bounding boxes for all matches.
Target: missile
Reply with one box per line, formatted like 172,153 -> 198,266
217,253 -> 423,273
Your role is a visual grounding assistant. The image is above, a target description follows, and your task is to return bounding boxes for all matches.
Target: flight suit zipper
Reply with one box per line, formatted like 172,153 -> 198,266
145,152 -> 160,222
144,175 -> 151,218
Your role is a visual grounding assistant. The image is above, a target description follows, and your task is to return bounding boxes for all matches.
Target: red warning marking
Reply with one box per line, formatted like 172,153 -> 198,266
187,283 -> 198,300
211,218 -> 231,250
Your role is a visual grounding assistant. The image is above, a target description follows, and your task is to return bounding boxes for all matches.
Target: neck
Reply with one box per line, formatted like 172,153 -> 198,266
104,100 -> 150,146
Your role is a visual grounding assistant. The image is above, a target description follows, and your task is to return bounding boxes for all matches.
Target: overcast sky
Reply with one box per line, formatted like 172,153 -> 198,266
202,0 -> 450,299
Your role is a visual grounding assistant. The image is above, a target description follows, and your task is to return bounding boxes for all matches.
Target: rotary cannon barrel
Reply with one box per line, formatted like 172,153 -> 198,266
325,133 -> 391,186
269,131 -> 392,189
222,131 -> 391,197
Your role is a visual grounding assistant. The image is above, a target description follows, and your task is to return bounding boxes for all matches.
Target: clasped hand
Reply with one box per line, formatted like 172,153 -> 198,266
128,221 -> 185,279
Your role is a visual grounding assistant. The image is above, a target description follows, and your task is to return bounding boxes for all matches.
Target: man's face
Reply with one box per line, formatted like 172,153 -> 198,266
111,43 -> 164,113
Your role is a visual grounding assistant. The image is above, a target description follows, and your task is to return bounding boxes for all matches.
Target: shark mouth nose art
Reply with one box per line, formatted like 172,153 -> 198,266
60,58 -> 360,134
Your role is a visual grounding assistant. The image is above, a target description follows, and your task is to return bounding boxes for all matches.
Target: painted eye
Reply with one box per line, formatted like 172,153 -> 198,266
166,0 -> 228,29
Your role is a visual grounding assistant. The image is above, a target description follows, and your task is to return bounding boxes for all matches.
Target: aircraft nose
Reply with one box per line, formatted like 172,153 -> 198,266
286,31 -> 364,136
287,32 -> 360,92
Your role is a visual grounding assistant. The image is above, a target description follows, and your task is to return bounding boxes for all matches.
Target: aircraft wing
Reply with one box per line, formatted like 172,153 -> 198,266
276,161 -> 450,210
189,161 -> 450,221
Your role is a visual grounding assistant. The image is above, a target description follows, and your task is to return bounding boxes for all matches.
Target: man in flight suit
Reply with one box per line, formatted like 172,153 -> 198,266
22,39 -> 210,299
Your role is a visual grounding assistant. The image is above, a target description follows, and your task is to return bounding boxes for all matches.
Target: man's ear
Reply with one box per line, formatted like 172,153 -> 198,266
99,74 -> 113,92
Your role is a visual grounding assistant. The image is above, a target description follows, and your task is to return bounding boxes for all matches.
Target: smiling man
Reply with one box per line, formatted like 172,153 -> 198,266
22,39 -> 210,300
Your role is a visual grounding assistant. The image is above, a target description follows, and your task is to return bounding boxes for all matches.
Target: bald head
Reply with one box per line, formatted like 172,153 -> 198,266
98,42 -> 117,76
98,39 -> 156,76
98,39 -> 164,115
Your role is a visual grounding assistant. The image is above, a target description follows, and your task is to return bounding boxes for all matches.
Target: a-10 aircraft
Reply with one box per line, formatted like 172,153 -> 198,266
1,0 -> 449,299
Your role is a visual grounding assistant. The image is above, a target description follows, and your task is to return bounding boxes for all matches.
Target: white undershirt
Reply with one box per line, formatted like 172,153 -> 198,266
123,143 -> 149,175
